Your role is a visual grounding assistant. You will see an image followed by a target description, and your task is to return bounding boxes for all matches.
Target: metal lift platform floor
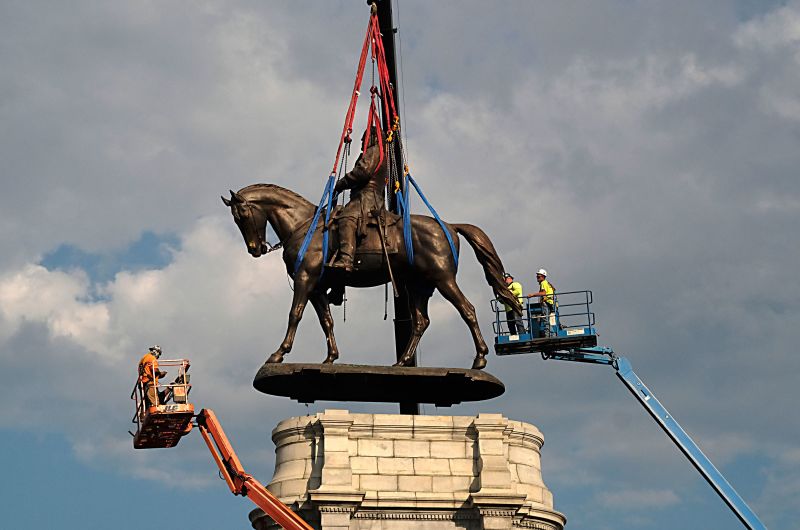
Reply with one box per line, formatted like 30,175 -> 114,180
495,333 -> 598,355
133,403 -> 195,449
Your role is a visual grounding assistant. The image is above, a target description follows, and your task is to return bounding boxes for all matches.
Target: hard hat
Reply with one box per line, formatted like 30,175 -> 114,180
503,272 -> 513,279
536,269 -> 548,277
149,345 -> 162,357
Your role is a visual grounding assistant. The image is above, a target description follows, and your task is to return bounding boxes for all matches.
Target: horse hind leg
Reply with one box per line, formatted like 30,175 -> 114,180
436,278 -> 489,370
394,292 -> 431,367
309,290 -> 340,364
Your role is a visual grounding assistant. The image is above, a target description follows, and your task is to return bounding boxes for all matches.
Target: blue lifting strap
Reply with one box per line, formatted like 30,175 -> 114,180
294,174 -> 337,276
396,178 -> 414,262
397,172 -> 459,269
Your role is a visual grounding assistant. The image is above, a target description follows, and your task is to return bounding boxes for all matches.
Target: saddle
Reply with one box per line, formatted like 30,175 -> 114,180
328,207 -> 401,271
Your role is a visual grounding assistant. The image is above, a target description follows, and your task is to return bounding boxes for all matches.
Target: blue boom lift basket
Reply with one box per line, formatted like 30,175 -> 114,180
488,289 -> 766,530
491,289 -> 599,355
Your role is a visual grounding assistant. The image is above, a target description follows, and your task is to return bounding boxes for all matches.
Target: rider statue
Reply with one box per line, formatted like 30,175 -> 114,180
330,127 -> 387,272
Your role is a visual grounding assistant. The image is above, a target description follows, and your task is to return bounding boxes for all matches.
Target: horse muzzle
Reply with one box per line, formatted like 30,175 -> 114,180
247,241 -> 264,258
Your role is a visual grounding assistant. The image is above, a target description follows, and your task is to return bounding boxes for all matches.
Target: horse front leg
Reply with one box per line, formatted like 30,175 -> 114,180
267,276 -> 313,363
436,278 -> 489,370
309,290 -> 340,364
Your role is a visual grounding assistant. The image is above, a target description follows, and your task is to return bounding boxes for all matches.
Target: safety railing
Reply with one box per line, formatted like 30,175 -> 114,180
491,290 -> 595,337
130,359 -> 192,432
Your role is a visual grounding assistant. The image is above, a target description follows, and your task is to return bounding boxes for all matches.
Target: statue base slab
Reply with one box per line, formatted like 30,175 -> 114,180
253,363 -> 505,406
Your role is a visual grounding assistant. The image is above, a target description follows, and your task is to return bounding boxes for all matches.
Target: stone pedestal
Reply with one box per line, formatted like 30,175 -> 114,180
250,410 -> 566,530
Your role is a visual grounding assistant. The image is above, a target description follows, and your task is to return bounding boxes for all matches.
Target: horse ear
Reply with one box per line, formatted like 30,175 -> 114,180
230,190 -> 245,204
221,195 -> 232,207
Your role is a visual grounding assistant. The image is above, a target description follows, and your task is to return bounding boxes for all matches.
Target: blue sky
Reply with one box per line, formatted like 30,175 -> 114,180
42,232 -> 180,284
2,1 -> 799,529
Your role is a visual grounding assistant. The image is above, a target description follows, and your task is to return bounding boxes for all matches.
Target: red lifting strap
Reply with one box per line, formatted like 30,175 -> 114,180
369,14 -> 397,124
366,95 -> 385,174
330,10 -> 397,176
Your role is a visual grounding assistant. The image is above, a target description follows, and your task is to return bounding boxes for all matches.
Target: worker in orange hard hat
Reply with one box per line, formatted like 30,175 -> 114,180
138,345 -> 167,409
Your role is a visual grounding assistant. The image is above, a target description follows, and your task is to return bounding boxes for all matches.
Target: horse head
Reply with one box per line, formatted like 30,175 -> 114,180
222,189 -> 270,258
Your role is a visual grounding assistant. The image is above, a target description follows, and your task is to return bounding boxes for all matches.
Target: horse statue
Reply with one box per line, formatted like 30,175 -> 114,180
222,184 -> 521,370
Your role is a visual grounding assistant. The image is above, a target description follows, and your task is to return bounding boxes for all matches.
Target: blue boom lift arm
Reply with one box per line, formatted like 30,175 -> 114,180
492,291 -> 766,529
545,347 -> 766,530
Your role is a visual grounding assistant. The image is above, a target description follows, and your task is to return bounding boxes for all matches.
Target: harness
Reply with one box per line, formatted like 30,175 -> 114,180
293,6 -> 457,275
241,199 -> 284,256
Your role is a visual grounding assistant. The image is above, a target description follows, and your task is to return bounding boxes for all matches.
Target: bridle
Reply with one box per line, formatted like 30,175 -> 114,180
239,198 -> 283,255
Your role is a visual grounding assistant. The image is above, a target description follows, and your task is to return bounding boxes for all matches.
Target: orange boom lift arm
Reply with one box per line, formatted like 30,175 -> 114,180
130,359 -> 312,530
195,409 -> 313,530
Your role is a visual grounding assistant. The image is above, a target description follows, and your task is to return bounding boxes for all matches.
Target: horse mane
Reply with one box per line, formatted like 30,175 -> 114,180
239,183 -> 314,209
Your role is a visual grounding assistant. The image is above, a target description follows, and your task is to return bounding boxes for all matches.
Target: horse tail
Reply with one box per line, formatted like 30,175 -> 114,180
453,224 -> 523,314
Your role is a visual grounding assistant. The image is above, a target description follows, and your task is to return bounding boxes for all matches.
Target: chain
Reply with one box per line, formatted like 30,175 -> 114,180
386,136 -> 402,204
263,242 -> 283,255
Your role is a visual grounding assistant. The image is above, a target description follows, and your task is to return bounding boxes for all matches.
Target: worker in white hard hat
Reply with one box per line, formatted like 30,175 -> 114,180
528,269 -> 555,336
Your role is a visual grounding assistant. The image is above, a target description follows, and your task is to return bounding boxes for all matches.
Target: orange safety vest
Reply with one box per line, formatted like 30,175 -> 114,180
138,353 -> 159,385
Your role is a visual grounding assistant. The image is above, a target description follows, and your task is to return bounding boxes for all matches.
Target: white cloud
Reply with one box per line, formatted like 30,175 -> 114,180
0,265 -> 116,355
0,216 -> 292,467
779,447 -> 800,465
734,3 -> 800,51
755,193 -> 800,213
733,3 -> 800,123
758,82 -> 800,122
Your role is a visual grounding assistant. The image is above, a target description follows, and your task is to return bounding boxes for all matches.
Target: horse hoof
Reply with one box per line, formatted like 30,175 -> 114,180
322,355 -> 338,364
471,356 -> 487,370
393,357 -> 411,367
267,352 -> 284,364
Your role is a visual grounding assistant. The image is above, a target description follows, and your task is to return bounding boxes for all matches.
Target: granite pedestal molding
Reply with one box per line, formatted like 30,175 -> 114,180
249,410 -> 566,530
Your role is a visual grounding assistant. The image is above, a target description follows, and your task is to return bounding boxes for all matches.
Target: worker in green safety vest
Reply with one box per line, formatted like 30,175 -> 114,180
528,268 -> 555,336
503,273 -> 525,335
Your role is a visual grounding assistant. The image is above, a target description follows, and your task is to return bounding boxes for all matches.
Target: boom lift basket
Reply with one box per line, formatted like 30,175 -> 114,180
131,359 -> 194,449
128,358 -> 314,530
489,291 -> 767,529
492,290 -> 599,355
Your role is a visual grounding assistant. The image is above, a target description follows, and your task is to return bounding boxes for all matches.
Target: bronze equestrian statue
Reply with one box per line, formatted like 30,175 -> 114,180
222,179 -> 521,371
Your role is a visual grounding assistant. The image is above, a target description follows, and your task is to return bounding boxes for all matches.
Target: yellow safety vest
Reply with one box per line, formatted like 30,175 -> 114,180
505,281 -> 524,311
540,279 -> 554,305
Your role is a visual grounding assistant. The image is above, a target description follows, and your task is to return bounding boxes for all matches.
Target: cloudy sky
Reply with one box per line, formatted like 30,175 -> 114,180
1,1 -> 798,528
